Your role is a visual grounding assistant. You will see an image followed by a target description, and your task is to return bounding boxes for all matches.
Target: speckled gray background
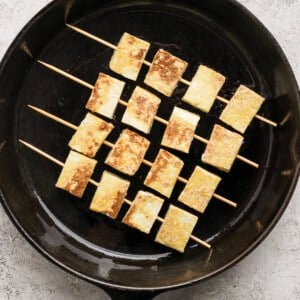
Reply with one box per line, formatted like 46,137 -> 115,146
0,0 -> 299,299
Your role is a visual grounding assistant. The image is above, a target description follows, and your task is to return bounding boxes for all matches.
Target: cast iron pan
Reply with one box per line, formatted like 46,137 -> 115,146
0,0 -> 299,298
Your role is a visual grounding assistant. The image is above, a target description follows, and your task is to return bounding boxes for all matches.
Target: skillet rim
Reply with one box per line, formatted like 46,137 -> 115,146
0,0 -> 299,292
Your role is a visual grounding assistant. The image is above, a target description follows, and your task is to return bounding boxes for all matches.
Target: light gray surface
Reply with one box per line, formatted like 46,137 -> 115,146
0,0 -> 299,299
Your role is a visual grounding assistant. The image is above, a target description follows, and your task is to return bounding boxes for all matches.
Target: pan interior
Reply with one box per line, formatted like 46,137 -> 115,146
0,0 -> 298,290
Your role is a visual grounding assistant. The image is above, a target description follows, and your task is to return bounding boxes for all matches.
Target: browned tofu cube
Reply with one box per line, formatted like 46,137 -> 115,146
89,171 -> 130,219
55,151 -> 97,198
109,33 -> 150,81
182,65 -> 225,113
86,73 -> 125,119
179,166 -> 221,213
144,49 -> 188,96
105,129 -> 150,176
68,113 -> 114,157
122,86 -> 161,134
155,205 -> 198,253
122,191 -> 164,234
161,107 -> 200,153
201,125 -> 243,172
144,149 -> 184,197
220,85 -> 265,133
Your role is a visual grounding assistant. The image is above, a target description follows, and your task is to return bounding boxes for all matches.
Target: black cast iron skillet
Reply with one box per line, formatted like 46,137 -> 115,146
0,0 -> 299,298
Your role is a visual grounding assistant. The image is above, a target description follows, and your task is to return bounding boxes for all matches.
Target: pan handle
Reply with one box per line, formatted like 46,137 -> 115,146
102,287 -> 162,300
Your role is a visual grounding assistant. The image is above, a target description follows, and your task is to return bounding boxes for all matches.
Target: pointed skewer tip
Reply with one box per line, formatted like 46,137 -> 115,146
18,139 -> 26,145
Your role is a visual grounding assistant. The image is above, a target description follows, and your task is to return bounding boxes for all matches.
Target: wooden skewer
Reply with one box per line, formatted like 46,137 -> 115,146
37,60 -> 259,169
66,23 -> 117,51
19,139 -> 211,249
66,23 -> 277,128
28,105 -> 237,208
38,61 -> 94,90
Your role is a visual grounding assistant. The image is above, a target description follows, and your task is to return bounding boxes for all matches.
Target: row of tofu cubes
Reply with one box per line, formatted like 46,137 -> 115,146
55,151 -> 199,252
70,108 -> 243,175
108,32 -> 265,134
68,119 -> 223,213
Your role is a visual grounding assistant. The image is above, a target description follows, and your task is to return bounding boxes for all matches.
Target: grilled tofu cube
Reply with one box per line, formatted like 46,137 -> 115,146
144,49 -> 188,96
161,107 -> 200,153
155,205 -> 198,253
220,85 -> 265,133
144,149 -> 184,197
55,151 -> 97,198
202,125 -> 243,172
68,113 -> 114,158
109,33 -> 150,81
122,86 -> 161,134
90,171 -> 130,219
179,166 -> 221,213
123,191 -> 164,234
182,65 -> 225,113
86,73 -> 125,118
105,129 -> 150,175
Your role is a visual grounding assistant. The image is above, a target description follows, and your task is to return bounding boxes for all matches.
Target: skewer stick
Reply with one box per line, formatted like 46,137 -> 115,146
37,60 -> 259,170
38,61 -> 94,90
19,140 -> 64,168
65,23 -> 277,128
66,24 -> 117,50
28,105 -> 237,208
19,139 -> 211,249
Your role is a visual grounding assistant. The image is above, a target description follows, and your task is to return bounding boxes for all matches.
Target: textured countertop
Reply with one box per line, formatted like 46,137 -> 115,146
0,0 -> 299,299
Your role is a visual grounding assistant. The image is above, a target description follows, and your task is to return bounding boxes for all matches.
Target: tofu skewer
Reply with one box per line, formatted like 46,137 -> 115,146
105,129 -> 150,176
18,139 -> 211,250
90,171 -> 130,219
219,85 -> 265,134
65,23 -> 277,128
55,150 -> 97,197
144,149 -> 184,198
68,112 -> 114,158
121,86 -> 161,134
37,60 -> 259,169
109,33 -> 150,81
155,205 -> 198,253
202,125 -> 244,173
27,105 -> 237,208
161,107 -> 200,153
144,49 -> 188,97
122,191 -> 164,234
179,166 -> 221,213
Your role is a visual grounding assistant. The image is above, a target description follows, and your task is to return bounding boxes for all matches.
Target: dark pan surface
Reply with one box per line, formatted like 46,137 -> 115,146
0,0 -> 299,292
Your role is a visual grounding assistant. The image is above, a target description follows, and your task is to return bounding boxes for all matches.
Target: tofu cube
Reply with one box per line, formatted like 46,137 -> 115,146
179,166 -> 221,213
202,125 -> 243,172
86,73 -> 125,119
122,86 -> 161,134
122,191 -> 164,234
90,171 -> 130,219
161,107 -> 200,153
155,205 -> 198,253
144,49 -> 188,96
105,129 -> 150,176
109,33 -> 150,81
182,65 -> 225,113
68,113 -> 114,157
144,149 -> 184,197
220,85 -> 265,133
55,151 -> 97,198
